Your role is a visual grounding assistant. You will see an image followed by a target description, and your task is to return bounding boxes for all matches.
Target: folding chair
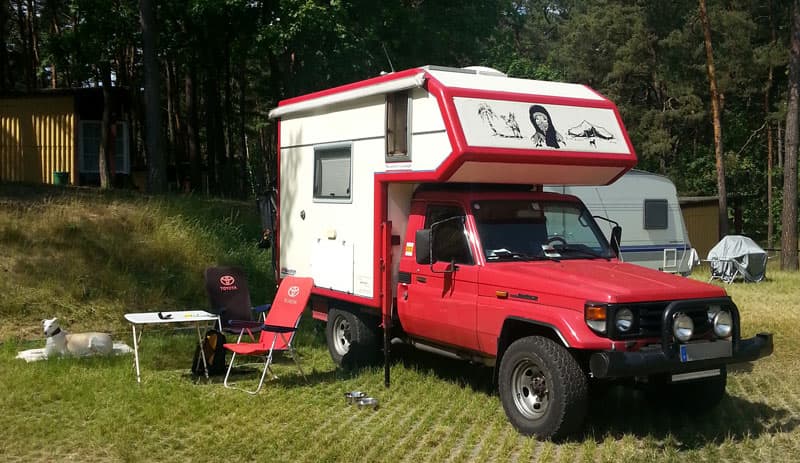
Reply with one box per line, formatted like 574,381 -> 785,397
707,235 -> 768,284
223,276 -> 314,394
204,266 -> 270,342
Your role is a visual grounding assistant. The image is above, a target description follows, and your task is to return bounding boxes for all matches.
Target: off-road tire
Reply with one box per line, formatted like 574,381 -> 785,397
498,336 -> 588,440
646,367 -> 727,412
326,307 -> 380,368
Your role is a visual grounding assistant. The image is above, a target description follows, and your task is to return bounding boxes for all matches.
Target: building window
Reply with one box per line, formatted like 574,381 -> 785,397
79,121 -> 130,174
644,199 -> 669,230
386,91 -> 409,161
314,144 -> 352,201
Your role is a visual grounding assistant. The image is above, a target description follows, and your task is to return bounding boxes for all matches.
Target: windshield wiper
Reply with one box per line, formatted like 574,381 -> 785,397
487,250 -> 559,262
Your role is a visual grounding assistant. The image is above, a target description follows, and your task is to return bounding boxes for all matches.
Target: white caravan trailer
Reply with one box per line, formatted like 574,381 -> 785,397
545,170 -> 698,274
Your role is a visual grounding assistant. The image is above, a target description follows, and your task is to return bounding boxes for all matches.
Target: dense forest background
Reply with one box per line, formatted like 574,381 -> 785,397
2,0 -> 798,263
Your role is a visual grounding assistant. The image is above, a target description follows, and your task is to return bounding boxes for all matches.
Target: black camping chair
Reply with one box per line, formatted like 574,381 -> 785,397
204,266 -> 270,342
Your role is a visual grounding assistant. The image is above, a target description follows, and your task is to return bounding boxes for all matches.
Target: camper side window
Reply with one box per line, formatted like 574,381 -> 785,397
644,199 -> 668,230
313,145 -> 352,202
386,91 -> 410,161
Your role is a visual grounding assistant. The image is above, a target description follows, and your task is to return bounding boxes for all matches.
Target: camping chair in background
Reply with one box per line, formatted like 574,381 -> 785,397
223,276 -> 314,394
204,266 -> 270,342
707,235 -> 768,284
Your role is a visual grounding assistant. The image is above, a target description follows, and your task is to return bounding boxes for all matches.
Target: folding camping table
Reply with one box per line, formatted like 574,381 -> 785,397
123,310 -> 221,383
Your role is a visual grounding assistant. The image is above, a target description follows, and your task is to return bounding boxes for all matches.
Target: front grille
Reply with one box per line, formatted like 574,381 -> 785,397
608,301 -> 713,340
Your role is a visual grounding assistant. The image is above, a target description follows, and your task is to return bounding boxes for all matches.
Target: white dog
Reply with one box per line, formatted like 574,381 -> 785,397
42,317 -> 113,357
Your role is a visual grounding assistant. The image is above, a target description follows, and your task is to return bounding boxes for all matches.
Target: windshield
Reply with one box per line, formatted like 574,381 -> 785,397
472,199 -> 613,261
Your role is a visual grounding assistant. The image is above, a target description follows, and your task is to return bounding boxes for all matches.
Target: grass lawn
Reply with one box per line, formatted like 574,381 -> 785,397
1,183 -> 799,461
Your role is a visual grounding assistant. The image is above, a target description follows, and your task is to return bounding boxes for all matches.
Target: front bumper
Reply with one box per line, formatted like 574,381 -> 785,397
589,332 -> 773,379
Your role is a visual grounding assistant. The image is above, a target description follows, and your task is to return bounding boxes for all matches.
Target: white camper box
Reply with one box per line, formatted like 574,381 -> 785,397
270,65 -> 637,308
545,170 -> 698,274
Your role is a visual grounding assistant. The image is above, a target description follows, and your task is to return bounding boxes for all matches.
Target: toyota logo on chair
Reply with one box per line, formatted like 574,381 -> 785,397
219,275 -> 238,291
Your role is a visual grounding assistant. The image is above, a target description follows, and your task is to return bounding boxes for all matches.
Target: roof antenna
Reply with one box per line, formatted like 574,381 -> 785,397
381,43 -> 395,73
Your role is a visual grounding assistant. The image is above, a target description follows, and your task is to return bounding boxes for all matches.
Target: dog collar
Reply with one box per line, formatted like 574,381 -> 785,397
48,327 -> 61,337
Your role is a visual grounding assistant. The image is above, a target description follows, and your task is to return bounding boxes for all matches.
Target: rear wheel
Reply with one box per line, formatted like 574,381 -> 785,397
326,307 -> 379,368
498,336 -> 588,439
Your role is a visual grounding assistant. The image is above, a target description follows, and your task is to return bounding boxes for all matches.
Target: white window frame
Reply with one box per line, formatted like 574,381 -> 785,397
313,143 -> 353,203
78,120 -> 130,174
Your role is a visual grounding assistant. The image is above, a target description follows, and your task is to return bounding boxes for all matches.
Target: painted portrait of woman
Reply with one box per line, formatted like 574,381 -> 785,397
529,105 -> 564,149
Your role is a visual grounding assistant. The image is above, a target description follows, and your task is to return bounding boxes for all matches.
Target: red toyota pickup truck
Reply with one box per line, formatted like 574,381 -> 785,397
323,185 -> 772,439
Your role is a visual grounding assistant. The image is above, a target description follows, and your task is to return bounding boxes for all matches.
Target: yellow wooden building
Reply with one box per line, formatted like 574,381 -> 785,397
680,196 -> 720,258
0,88 -> 130,186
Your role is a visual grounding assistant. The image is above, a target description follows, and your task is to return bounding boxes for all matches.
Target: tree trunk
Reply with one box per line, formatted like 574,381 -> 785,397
781,0 -> 800,271
767,0 -> 776,250
185,67 -> 201,193
99,64 -> 114,190
15,0 -> 32,90
140,0 -> 166,193
699,0 -> 728,239
768,125 -> 774,249
239,60 -> 250,197
26,0 -> 40,87
0,3 -> 9,91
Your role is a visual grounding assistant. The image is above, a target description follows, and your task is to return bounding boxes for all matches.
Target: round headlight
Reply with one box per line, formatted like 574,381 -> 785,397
713,310 -> 733,338
615,308 -> 634,332
673,313 -> 694,342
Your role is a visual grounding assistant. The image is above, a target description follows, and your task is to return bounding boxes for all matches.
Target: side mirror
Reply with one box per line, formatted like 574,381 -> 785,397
610,225 -> 622,257
415,229 -> 434,265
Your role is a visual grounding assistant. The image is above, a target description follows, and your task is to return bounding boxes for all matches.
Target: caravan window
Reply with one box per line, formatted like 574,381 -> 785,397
644,199 -> 668,229
313,144 -> 352,202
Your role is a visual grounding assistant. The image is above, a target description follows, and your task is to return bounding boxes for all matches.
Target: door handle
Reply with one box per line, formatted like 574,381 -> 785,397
416,276 -> 427,283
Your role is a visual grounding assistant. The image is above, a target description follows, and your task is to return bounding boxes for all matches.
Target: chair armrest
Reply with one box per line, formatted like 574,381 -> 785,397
228,320 -> 264,329
261,324 -> 298,334
253,304 -> 271,313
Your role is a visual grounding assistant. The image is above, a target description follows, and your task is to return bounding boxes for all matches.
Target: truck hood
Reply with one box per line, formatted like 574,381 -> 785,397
480,260 -> 726,304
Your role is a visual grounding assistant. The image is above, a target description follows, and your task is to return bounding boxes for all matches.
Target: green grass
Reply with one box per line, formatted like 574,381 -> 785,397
2,183 -> 799,461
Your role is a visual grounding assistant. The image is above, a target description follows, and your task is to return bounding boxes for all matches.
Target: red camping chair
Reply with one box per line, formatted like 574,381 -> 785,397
222,276 -> 313,394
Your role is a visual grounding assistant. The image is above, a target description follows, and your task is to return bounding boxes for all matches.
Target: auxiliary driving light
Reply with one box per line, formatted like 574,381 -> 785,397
712,310 -> 733,338
673,312 -> 694,342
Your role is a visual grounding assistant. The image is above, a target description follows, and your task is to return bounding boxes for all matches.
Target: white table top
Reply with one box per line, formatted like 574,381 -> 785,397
124,310 -> 219,325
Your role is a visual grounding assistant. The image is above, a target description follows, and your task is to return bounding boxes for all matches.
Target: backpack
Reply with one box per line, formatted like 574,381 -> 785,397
192,329 -> 227,376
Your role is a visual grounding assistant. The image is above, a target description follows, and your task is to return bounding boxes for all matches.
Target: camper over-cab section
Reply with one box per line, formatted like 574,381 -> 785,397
270,66 -> 637,304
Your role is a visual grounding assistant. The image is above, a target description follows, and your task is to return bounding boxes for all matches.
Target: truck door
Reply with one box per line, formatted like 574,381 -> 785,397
400,204 -> 479,350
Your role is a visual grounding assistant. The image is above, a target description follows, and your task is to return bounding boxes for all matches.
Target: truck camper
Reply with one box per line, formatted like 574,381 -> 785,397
545,169 -> 698,275
266,66 -> 772,439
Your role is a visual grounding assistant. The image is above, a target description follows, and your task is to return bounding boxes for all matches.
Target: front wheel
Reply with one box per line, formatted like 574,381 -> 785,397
498,336 -> 588,439
325,307 -> 379,368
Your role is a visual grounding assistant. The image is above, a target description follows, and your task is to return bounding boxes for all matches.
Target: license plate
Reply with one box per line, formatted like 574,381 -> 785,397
679,340 -> 732,362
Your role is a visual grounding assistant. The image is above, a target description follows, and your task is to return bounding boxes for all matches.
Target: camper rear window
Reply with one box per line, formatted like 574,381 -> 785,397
313,145 -> 352,201
644,199 -> 668,229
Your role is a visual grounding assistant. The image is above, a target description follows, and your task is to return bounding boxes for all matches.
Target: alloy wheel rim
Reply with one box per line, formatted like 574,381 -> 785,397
510,358 -> 549,420
333,315 -> 351,355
